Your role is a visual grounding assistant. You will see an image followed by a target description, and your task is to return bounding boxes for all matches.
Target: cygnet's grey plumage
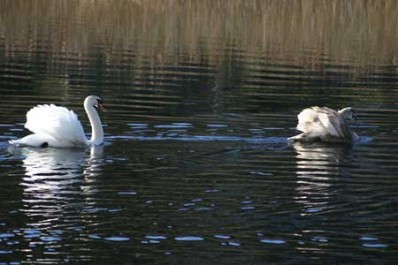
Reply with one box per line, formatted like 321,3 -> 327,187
288,106 -> 359,143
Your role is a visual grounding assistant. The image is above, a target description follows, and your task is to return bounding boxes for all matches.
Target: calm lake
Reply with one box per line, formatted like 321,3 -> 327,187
1,1 -> 398,264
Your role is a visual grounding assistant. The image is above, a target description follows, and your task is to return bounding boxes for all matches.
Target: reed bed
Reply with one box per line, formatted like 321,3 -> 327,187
0,0 -> 397,69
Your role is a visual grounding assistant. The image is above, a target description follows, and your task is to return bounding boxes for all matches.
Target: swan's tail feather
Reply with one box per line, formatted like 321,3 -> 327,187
8,135 -> 45,147
8,139 -> 20,145
8,134 -> 84,148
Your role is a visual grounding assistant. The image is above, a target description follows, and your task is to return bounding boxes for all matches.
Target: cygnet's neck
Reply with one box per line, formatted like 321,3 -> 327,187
84,101 -> 103,145
338,107 -> 353,119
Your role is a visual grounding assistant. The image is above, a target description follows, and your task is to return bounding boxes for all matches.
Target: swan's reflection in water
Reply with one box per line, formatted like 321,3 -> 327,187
292,143 -> 353,216
8,145 -> 104,256
291,142 -> 355,249
18,145 -> 103,196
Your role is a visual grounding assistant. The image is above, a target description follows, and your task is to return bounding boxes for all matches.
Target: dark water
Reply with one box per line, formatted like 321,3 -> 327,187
1,1 -> 398,264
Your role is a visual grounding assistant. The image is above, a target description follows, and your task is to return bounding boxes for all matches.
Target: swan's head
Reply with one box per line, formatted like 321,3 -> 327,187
84,95 -> 105,112
338,107 -> 356,121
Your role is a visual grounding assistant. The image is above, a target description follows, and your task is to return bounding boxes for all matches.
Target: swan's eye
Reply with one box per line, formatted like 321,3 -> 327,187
95,99 -> 105,112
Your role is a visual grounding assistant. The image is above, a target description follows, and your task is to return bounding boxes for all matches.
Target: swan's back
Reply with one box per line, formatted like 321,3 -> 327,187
24,104 -> 87,146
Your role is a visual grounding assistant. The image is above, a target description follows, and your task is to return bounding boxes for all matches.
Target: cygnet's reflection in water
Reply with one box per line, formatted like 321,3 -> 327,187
291,142 -> 354,216
8,145 -> 104,242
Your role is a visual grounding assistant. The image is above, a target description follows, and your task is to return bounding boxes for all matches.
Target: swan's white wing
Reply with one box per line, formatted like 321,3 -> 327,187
25,104 -> 88,146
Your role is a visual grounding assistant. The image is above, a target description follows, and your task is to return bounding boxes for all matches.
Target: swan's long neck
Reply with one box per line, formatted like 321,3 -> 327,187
84,102 -> 103,145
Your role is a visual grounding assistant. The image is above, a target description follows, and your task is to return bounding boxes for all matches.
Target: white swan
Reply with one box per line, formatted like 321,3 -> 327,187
9,95 -> 104,148
288,106 -> 359,143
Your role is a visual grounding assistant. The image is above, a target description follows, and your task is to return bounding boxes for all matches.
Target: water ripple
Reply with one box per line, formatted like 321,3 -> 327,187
175,236 -> 204,242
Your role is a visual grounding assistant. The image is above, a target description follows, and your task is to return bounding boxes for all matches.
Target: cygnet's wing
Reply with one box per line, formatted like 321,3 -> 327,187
296,107 -> 320,133
314,107 -> 345,137
25,104 -> 88,145
296,106 -> 346,138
